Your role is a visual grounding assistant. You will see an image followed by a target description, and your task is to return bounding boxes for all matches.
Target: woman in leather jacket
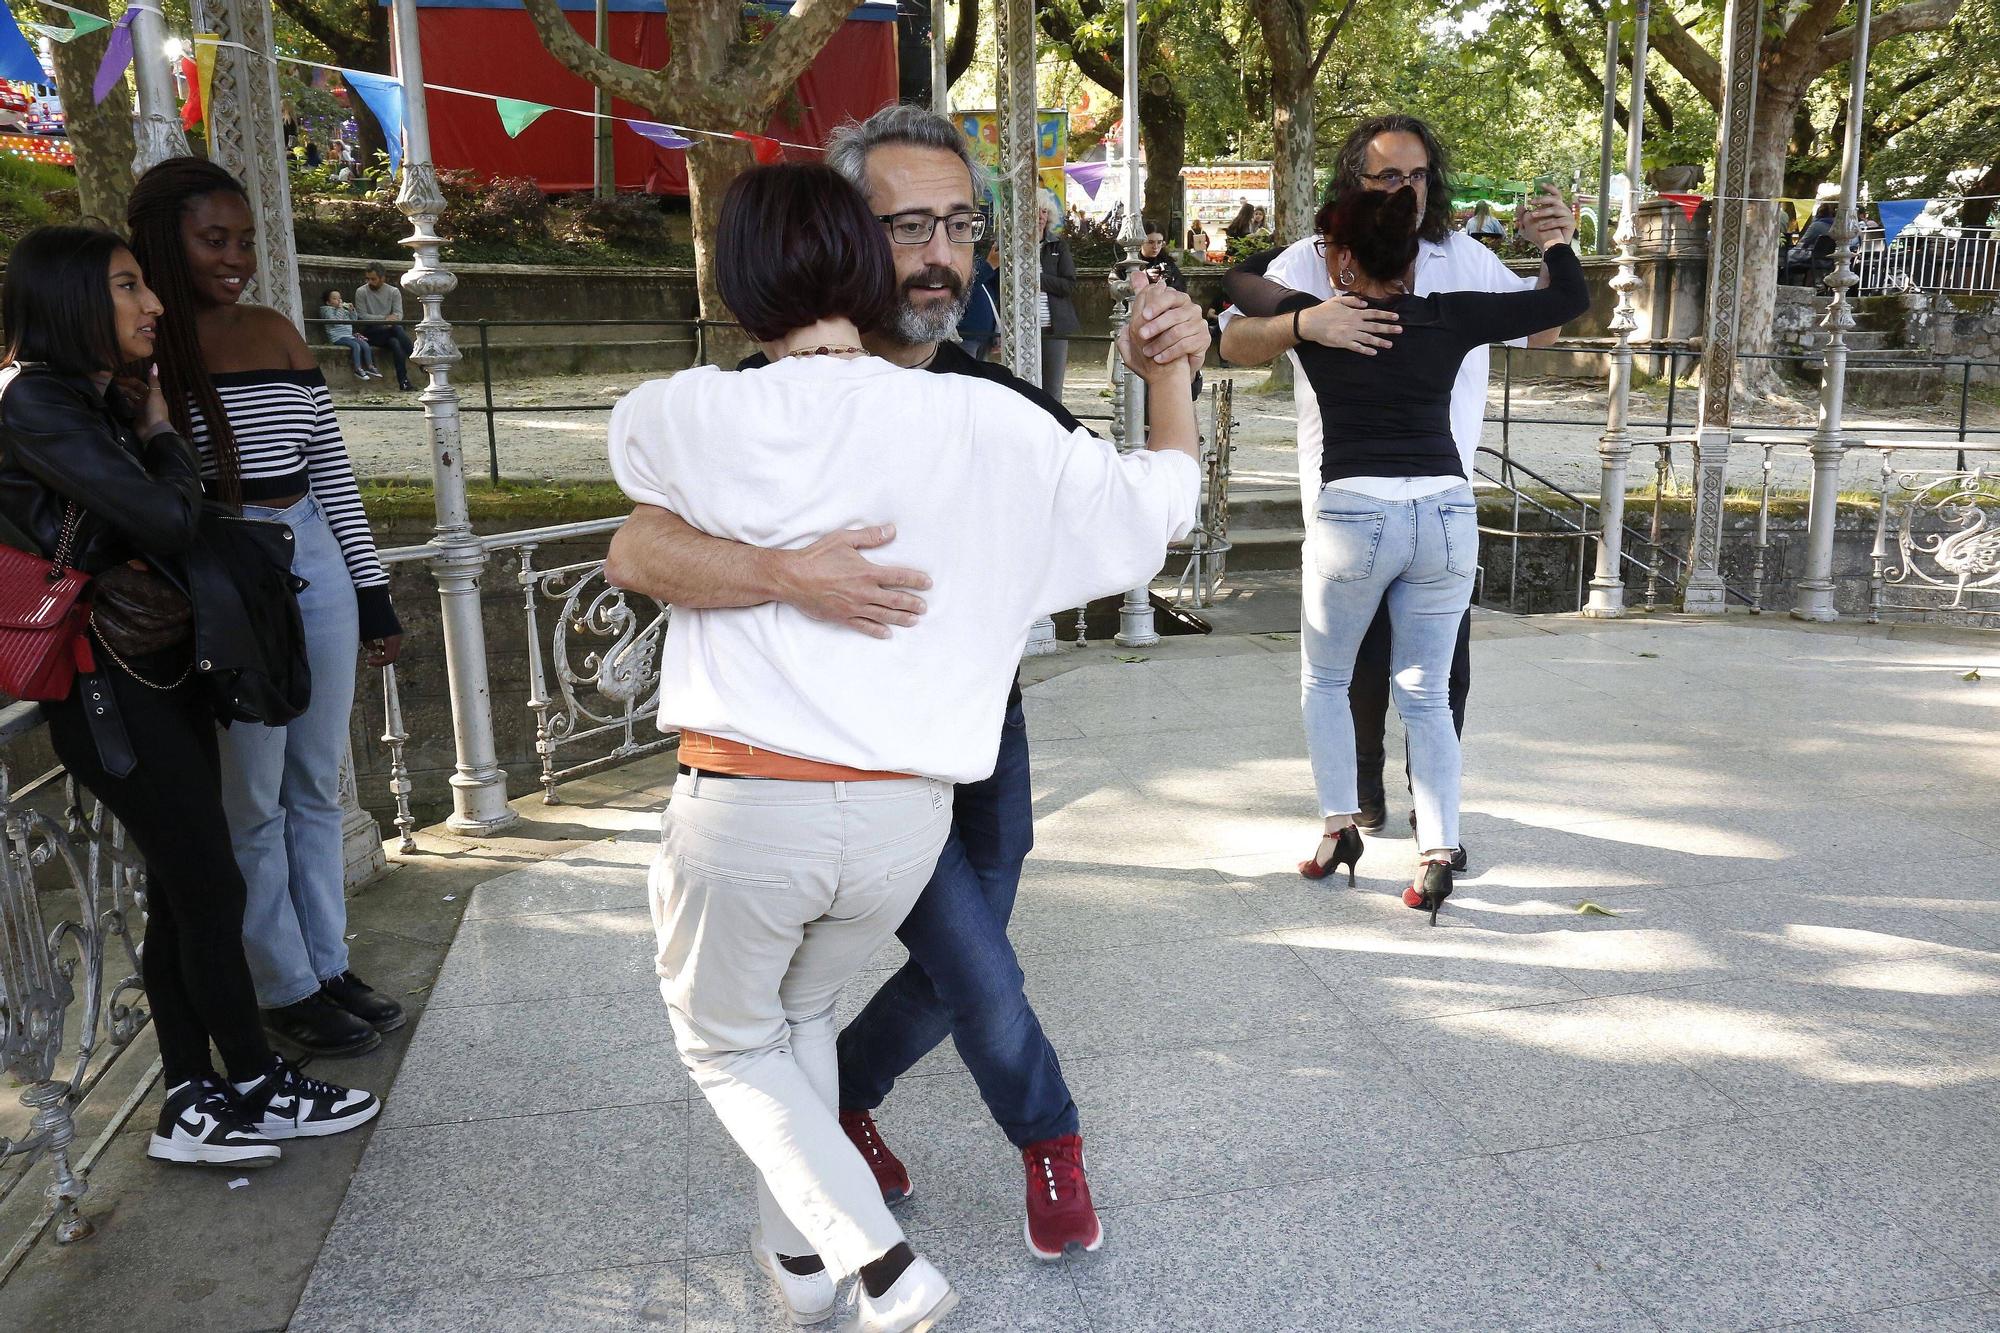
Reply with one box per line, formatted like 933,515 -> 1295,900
0,226 -> 380,1168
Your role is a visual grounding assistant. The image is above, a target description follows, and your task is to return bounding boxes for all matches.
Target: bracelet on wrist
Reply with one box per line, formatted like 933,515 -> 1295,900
1291,308 -> 1303,344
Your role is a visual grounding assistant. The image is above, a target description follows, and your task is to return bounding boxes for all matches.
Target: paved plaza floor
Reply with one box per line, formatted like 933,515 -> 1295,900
267,614 -> 2000,1333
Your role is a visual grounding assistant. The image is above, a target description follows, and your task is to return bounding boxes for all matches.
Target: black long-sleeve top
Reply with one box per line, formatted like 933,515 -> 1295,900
1223,243 -> 1589,483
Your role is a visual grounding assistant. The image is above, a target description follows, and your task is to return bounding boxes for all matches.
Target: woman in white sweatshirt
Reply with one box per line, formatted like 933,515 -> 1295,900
607,163 -> 1198,1332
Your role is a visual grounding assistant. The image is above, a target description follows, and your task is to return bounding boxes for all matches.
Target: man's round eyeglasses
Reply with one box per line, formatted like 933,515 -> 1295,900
878,211 -> 988,245
1358,169 -> 1431,190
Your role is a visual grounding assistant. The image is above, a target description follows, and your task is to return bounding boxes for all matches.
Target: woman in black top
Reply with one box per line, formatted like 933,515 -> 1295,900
0,226 -> 380,1166
1037,201 -> 1079,398
1224,188 -> 1588,921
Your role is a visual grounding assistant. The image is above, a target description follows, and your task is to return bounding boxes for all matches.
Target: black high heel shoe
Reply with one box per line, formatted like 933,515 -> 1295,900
1299,825 -> 1363,884
1408,812 -> 1469,874
1402,858 -> 1453,926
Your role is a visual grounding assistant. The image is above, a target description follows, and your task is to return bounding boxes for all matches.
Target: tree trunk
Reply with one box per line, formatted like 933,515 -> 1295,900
1960,159 -> 2000,230
1732,91 -> 1804,400
685,136 -> 757,364
1138,70 -> 1184,238
1250,0 -> 1314,243
38,0 -> 136,226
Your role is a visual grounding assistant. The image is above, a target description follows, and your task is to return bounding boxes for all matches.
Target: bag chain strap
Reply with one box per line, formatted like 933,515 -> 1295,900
87,609 -> 193,691
47,501 -> 81,580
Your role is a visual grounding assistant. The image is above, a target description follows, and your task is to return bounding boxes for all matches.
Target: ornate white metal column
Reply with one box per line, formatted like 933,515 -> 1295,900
1110,0 -> 1156,648
204,0 -> 302,329
1594,14 -> 1618,257
392,0 -> 517,832
1584,0 -> 1648,617
1682,0 -> 1761,613
997,0 -> 1059,654
1793,0 -> 1871,621
129,7 -> 189,168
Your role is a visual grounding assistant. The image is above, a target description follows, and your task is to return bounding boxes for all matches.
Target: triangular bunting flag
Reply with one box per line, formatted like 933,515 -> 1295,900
0,0 -> 49,83
28,21 -> 77,44
62,8 -> 112,37
1660,192 -> 1704,223
732,131 -> 782,164
496,97 -> 551,139
179,53 -> 200,129
1064,161 -> 1111,200
92,7 -> 136,104
341,68 -> 405,173
1878,198 -> 1928,245
629,119 -> 692,151
193,36 -> 217,129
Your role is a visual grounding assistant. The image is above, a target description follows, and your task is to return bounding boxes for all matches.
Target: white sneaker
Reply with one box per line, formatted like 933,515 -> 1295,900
751,1224 -> 838,1326
844,1254 -> 956,1333
146,1077 -> 281,1167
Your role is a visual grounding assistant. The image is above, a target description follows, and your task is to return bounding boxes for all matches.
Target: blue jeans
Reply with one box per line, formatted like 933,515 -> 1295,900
219,494 -> 361,1008
1301,484 -> 1478,854
332,335 -> 375,375
836,697 -> 1078,1148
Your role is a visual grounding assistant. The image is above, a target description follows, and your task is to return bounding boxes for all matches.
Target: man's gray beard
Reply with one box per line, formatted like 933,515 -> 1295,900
888,288 -> 971,347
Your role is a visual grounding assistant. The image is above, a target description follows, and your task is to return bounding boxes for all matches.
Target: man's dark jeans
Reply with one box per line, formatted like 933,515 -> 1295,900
836,697 -> 1078,1148
1351,601 -> 1472,810
361,323 -> 414,386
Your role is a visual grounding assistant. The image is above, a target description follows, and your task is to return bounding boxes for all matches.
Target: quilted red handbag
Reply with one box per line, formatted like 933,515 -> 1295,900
0,502 -> 96,701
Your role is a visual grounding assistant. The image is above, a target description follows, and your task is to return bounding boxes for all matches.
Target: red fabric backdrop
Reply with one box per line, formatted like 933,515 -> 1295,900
414,6 -> 898,194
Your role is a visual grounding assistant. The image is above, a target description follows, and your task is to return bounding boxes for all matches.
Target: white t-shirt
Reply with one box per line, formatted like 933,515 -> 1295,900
1219,230 -> 1538,509
608,356 -> 1199,784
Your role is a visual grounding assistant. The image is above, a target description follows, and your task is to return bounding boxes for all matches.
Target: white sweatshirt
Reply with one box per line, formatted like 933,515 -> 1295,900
609,355 -> 1198,783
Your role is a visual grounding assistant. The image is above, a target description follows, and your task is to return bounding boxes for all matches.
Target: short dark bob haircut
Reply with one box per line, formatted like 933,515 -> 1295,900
1319,188 -> 1421,286
716,163 -> 894,344
2,225 -> 134,377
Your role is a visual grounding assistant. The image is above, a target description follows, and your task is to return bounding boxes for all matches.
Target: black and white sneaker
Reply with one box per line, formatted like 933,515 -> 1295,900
233,1058 -> 382,1139
147,1076 -> 282,1167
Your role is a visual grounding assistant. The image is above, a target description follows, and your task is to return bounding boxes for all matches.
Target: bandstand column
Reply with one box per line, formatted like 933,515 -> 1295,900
1110,0 -> 1156,647
1682,0 -> 1762,613
129,5 -> 188,168
392,0 -> 517,832
997,0 -> 1061,654
1584,0 -> 1648,617
1793,0 -> 1871,622
204,0 -> 302,329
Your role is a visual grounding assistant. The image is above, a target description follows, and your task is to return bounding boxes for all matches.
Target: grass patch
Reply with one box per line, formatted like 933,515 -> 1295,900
359,478 -> 632,523
0,156 -> 78,238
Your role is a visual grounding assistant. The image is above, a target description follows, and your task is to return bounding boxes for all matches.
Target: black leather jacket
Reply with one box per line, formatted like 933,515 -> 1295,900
0,363 -> 204,580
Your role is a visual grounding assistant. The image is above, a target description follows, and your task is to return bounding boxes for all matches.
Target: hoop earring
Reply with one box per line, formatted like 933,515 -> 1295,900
1338,268 -> 1356,289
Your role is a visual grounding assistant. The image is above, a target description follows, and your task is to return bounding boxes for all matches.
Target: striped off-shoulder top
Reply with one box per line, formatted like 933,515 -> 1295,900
185,368 -> 400,639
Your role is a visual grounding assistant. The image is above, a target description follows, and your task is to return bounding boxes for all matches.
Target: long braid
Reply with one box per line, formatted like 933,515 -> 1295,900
128,158 -> 248,509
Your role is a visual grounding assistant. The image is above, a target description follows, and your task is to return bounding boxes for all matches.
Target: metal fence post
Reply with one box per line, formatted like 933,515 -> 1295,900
480,320 -> 499,486
1792,0 -> 1871,623
391,0 -> 516,833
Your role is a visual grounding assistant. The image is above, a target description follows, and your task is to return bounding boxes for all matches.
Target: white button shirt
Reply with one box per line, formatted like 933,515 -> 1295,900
1219,230 -> 1538,509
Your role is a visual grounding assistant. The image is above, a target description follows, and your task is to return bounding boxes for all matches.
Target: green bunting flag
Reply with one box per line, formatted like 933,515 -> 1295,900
495,97 -> 551,139
30,9 -> 112,41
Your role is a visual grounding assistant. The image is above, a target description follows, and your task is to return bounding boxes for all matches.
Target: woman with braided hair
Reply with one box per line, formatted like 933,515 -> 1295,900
129,157 -> 406,1060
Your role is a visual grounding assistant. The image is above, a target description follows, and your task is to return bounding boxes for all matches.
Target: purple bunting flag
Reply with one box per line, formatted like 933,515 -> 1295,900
629,120 -> 693,151
92,7 -> 137,105
1064,161 -> 1111,200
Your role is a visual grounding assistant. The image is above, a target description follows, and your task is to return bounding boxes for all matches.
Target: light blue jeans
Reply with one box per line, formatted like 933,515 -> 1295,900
219,493 -> 361,1008
1301,483 -> 1478,854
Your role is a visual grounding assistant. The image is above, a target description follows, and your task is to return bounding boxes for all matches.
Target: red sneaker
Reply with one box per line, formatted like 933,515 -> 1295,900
839,1109 -> 912,1206
1021,1133 -> 1103,1261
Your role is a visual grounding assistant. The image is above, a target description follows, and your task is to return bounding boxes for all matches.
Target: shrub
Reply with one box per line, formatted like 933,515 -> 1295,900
558,193 -> 669,250
439,171 -> 552,250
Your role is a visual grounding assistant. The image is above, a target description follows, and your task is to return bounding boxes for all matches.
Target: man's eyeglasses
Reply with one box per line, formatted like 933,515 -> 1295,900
1358,169 -> 1431,190
878,211 -> 988,245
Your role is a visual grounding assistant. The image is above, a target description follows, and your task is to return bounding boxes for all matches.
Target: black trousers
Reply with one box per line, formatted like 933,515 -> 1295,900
44,660 -> 274,1087
1350,601 -> 1472,811
361,323 -> 414,385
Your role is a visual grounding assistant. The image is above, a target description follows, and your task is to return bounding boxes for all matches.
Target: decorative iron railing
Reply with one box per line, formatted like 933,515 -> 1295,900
0,702 -> 149,1251
1871,451 -> 2000,621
